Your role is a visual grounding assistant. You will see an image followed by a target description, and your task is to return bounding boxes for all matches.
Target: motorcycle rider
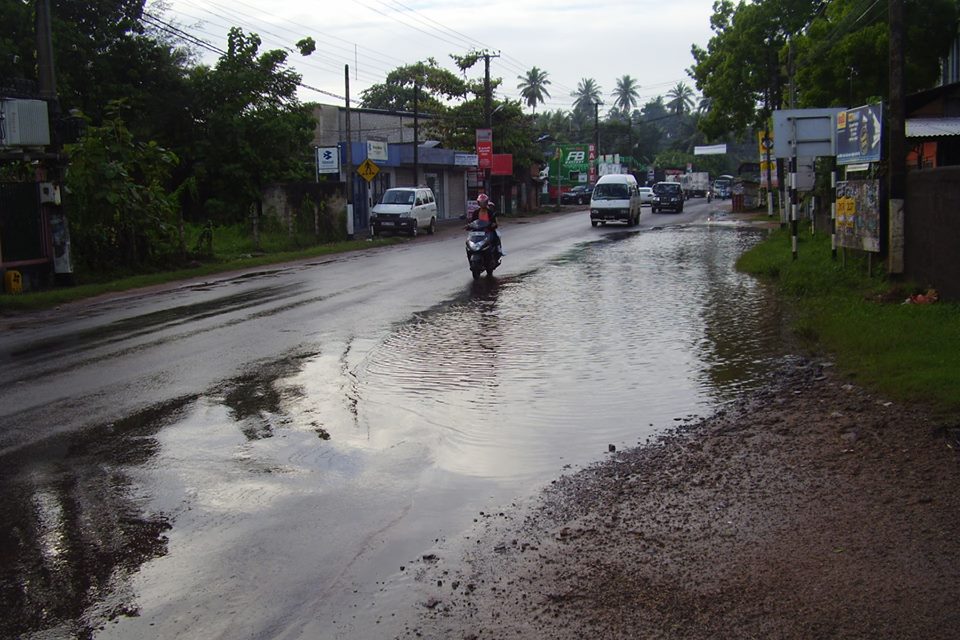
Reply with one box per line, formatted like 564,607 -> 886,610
467,193 -> 504,256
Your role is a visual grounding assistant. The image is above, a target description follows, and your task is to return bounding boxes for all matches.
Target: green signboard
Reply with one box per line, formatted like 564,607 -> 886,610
553,144 -> 593,184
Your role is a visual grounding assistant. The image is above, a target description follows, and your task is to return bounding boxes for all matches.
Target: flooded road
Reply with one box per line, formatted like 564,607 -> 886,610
0,209 -> 785,639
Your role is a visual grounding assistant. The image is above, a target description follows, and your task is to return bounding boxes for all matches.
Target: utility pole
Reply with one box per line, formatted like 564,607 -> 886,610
480,50 -> 499,195
413,81 -> 419,186
594,102 -> 600,160
888,0 -> 906,274
344,64 -> 354,240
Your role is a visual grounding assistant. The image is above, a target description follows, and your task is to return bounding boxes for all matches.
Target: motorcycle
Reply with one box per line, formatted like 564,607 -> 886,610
465,219 -> 501,279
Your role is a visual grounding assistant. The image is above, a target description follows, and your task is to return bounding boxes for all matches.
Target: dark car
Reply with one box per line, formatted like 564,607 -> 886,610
651,182 -> 684,213
560,184 -> 593,205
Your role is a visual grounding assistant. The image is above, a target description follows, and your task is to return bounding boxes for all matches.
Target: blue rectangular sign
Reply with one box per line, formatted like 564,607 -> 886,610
836,104 -> 883,166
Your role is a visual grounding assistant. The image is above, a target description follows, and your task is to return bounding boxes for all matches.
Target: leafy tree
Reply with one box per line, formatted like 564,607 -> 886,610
360,58 -> 469,112
612,75 -> 640,114
186,28 -> 313,222
666,82 -> 696,115
691,0 -> 814,138
517,66 -> 551,114
793,0 -> 960,108
65,108 -> 180,270
571,78 -> 603,115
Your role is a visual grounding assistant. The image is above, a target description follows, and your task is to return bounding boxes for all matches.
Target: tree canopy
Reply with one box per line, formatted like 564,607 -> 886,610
691,0 -> 960,138
359,58 -> 469,113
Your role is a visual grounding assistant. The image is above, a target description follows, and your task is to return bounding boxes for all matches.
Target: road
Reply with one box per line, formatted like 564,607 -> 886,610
0,197 -> 778,639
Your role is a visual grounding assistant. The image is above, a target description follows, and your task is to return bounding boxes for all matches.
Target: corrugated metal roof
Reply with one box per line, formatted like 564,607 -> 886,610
905,117 -> 960,138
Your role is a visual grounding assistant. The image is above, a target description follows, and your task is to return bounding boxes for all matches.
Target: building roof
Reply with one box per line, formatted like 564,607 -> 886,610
905,117 -> 960,138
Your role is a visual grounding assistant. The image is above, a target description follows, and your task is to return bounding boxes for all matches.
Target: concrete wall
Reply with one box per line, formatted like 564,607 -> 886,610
905,166 -> 960,301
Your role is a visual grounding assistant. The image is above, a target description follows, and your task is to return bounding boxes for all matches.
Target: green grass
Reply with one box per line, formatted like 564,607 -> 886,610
737,228 -> 960,412
1,231 -> 401,312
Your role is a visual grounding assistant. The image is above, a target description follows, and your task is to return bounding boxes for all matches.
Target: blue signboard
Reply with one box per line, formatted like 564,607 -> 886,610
836,104 -> 883,165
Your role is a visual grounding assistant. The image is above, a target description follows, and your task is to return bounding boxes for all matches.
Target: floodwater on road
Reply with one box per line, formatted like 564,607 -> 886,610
0,223 -> 786,640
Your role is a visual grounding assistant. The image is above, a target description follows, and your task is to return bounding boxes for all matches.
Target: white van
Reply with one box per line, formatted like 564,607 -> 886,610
370,187 -> 438,237
589,174 -> 641,227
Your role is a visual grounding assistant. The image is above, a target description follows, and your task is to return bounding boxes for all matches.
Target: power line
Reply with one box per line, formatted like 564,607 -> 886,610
143,12 -> 346,101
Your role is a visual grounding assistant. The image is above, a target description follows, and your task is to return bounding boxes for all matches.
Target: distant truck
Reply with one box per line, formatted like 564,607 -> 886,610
713,174 -> 734,199
679,172 -> 710,198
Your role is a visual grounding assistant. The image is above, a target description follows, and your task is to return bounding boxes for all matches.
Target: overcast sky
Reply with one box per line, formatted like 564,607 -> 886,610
161,0 -> 716,113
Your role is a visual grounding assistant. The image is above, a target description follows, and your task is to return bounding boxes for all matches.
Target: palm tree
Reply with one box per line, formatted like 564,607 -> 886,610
612,75 -> 640,114
517,67 -> 551,114
571,78 -> 603,114
666,81 -> 696,115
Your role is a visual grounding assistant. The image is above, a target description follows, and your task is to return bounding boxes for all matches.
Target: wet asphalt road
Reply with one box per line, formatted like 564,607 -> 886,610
0,199 -> 784,639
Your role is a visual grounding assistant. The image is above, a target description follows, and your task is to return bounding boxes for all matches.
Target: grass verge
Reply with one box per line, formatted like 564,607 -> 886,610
737,228 -> 960,412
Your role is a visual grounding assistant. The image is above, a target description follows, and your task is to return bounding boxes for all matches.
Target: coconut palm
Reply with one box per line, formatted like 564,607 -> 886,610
571,77 -> 603,114
666,81 -> 696,115
612,75 -> 640,114
517,67 -> 552,114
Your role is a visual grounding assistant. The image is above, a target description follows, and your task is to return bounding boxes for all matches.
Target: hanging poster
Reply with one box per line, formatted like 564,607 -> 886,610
836,179 -> 881,252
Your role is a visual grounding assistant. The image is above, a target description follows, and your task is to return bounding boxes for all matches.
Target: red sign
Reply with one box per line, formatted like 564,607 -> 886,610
588,143 -> 597,184
491,153 -> 513,176
476,128 -> 493,170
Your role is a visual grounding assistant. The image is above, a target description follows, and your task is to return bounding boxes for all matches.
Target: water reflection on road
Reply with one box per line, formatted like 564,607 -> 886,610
0,224 -> 783,639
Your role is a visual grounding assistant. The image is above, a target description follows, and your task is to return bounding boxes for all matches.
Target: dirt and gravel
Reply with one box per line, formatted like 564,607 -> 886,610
400,356 -> 960,639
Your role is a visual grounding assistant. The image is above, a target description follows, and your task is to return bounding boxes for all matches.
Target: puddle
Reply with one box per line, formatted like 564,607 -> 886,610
1,225 -> 786,639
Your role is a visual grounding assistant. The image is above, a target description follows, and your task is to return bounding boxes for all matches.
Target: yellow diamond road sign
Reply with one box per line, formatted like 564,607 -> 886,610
358,158 -> 380,182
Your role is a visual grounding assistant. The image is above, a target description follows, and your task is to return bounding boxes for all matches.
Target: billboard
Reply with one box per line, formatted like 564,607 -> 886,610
836,179 -> 881,252
553,144 -> 595,184
836,104 -> 882,165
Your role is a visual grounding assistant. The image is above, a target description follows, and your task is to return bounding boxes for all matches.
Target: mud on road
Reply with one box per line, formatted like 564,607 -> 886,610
402,356 -> 960,639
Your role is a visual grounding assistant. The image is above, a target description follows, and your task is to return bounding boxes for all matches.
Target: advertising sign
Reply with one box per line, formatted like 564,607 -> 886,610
554,144 -> 592,181
316,146 -> 339,174
836,104 -> 882,165
476,128 -> 493,169
366,139 -> 388,162
836,179 -> 881,252
454,153 -> 478,166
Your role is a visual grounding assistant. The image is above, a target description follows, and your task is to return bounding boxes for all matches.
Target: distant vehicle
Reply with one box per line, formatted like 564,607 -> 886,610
370,187 -> 438,237
680,172 -> 710,198
590,174 -> 640,226
638,186 -> 654,206
713,175 -> 734,200
561,184 -> 593,205
651,181 -> 684,213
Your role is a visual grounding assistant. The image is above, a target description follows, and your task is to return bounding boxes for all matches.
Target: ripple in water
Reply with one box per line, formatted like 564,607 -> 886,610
355,226 -> 781,482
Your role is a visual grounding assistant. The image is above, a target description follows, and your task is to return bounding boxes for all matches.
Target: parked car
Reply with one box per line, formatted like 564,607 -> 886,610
651,182 -> 684,213
370,187 -> 438,237
638,186 -> 654,206
561,184 -> 593,205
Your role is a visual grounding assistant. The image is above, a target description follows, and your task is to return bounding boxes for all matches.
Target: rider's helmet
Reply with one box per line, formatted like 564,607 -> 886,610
476,193 -> 489,207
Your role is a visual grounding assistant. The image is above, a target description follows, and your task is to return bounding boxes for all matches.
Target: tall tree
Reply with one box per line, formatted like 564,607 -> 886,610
666,82 -> 696,115
793,0 -> 960,108
360,58 -> 469,112
571,78 -> 603,114
612,75 -> 641,114
517,66 -> 551,114
187,28 -> 313,222
691,0 -> 814,138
